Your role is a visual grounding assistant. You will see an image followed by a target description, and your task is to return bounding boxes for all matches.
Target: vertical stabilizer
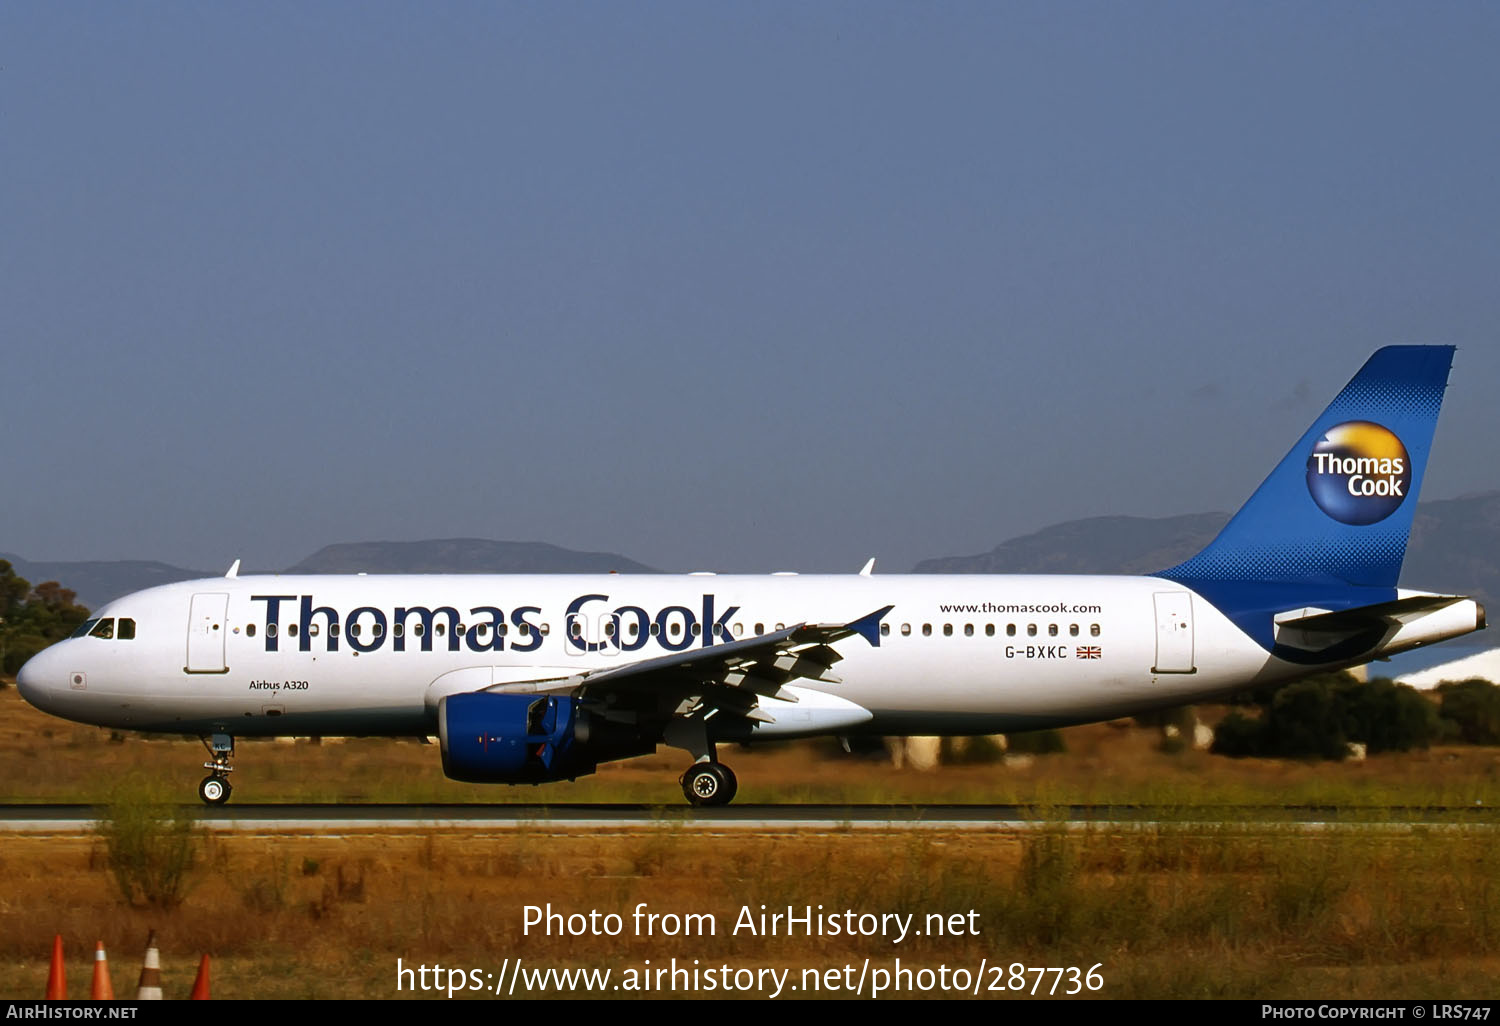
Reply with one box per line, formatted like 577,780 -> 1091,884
1159,345 -> 1453,592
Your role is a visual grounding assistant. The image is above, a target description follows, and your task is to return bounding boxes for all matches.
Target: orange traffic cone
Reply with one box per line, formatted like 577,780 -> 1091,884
135,931 -> 163,1000
45,934 -> 65,999
188,955 -> 210,1000
91,941 -> 114,1000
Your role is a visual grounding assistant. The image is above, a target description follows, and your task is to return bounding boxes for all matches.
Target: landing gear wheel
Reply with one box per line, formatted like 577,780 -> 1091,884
198,733 -> 235,805
198,775 -> 232,805
681,762 -> 736,807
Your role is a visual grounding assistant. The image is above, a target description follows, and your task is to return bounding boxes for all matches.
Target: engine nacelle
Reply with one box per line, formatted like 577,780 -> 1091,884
438,691 -> 653,784
439,692 -> 594,783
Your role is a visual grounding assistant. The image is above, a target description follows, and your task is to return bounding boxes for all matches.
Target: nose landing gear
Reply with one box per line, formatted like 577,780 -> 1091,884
198,733 -> 234,805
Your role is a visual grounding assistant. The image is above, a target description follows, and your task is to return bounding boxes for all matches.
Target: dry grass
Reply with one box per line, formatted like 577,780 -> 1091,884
2,686 -> 1499,809
1,826 -> 1497,999
2,682 -> 1499,999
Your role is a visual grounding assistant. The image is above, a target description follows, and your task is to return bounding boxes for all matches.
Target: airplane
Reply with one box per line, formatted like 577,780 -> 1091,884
15,346 -> 1485,806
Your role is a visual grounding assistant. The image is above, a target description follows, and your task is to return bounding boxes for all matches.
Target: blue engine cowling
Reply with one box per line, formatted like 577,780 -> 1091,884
439,692 -> 596,783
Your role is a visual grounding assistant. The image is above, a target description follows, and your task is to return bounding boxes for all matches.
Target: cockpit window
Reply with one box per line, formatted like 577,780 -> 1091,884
117,618 -> 136,640
89,619 -> 115,639
71,619 -> 100,639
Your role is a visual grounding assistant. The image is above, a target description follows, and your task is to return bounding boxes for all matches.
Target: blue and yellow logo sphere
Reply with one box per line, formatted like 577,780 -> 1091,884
1305,421 -> 1411,526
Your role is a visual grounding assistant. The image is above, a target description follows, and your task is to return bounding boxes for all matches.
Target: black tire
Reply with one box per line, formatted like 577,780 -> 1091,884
682,763 -> 733,807
198,775 -> 231,805
718,763 -> 738,805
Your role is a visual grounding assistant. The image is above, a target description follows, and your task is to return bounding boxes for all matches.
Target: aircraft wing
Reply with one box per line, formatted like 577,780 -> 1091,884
482,605 -> 893,728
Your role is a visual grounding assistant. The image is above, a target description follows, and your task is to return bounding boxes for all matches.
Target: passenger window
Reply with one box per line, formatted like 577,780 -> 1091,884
775,623 -> 785,631
985,624 -> 995,637
964,624 -> 974,637
1007,624 -> 1016,637
650,623 -> 660,636
435,624 -> 445,636
288,624 -> 299,638
518,623 -> 530,637
1048,624 -> 1058,637
348,624 -> 360,638
901,623 -> 912,636
499,624 -> 508,636
570,623 -> 583,639
691,623 -> 701,636
943,624 -> 953,636
394,624 -> 404,637
628,623 -> 639,637
330,622 -> 341,638
1070,624 -> 1079,637
733,623 -> 743,636
117,618 -> 136,640
922,624 -> 932,637
374,623 -> 384,638
247,623 -> 257,638
1091,623 -> 1101,637
268,624 -> 278,638
1027,624 -> 1037,637
669,623 -> 681,638
540,624 -> 551,635
309,624 -> 319,636
413,624 -> 424,637
880,623 -> 890,636
603,621 -> 615,637
754,623 -> 764,635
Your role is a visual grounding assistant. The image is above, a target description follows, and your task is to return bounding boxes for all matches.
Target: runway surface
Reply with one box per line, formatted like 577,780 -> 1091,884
1,802 -> 1494,833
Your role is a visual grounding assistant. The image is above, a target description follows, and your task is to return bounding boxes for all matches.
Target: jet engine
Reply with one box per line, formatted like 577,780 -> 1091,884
437,691 -> 649,783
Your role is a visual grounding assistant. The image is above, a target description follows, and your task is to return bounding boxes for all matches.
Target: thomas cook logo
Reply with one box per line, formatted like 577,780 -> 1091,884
1306,421 -> 1411,525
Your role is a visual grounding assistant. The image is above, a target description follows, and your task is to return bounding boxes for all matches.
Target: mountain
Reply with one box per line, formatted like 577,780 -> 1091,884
285,539 -> 654,575
1,540 -> 655,610
0,555 -> 214,613
913,493 -> 1500,608
1402,493 -> 1500,609
8,492 -> 1499,612
912,513 -> 1230,576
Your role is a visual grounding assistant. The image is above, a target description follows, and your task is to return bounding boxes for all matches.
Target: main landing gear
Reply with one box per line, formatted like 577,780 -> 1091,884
664,717 -> 738,807
198,733 -> 235,805
680,761 -> 738,807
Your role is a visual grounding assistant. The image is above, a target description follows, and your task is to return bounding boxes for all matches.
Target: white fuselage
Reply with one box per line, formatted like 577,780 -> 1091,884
15,572 -> 1395,740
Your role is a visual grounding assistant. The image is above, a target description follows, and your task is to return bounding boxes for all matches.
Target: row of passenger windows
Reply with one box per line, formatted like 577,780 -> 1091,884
885,622 -> 1101,638
240,619 -> 1101,641
243,621 -> 546,639
71,618 -> 138,640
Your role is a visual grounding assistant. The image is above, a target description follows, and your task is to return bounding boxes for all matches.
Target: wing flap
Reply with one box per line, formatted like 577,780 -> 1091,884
473,606 -> 894,730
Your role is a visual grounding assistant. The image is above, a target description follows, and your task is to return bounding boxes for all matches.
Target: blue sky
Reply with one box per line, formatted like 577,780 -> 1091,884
5,3 -> 1498,573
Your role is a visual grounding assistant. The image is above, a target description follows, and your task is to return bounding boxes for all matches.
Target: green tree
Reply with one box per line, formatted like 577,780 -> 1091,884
0,560 -> 91,676
1210,671 -> 1441,760
1436,679 -> 1500,744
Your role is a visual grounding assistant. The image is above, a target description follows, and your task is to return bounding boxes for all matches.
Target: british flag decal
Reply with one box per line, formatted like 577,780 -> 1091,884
1076,646 -> 1101,659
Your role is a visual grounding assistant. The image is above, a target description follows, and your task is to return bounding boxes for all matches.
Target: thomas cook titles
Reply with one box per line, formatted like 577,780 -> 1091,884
1305,420 -> 1412,526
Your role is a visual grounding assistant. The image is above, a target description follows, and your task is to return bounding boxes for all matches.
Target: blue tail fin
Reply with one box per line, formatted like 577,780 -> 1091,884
1158,345 -> 1454,596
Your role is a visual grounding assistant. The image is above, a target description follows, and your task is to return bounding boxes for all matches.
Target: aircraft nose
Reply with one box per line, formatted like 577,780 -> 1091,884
15,647 -> 58,709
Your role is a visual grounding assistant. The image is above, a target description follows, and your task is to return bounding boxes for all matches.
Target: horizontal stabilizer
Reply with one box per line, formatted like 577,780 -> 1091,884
1271,593 -> 1485,665
1275,595 -> 1468,634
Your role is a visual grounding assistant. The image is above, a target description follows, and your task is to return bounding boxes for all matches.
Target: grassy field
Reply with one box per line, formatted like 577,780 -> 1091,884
3,685 -> 1499,810
3,822 -> 1498,999
2,682 -> 1498,1000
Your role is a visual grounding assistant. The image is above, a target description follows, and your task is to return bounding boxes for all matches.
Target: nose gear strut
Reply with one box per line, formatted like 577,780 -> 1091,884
198,733 -> 235,805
